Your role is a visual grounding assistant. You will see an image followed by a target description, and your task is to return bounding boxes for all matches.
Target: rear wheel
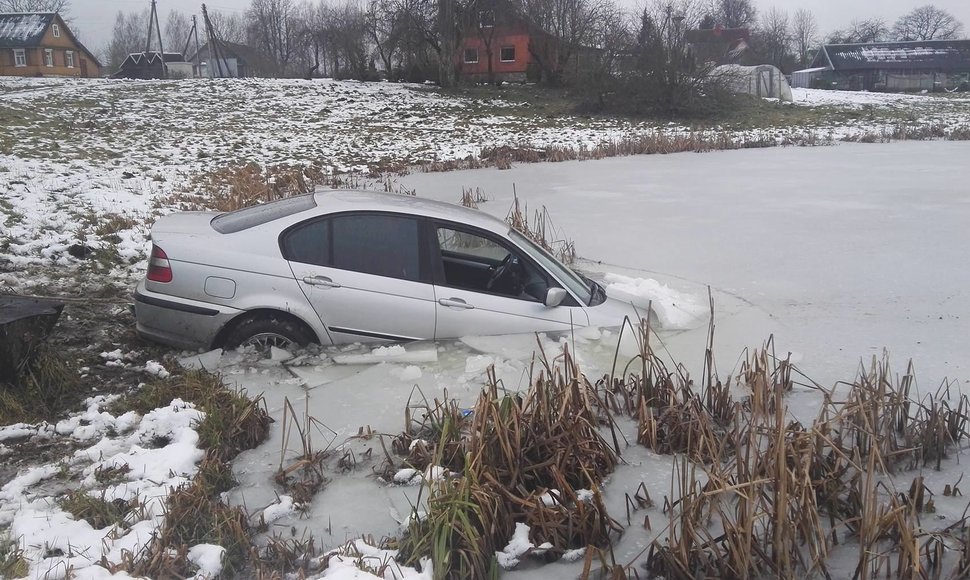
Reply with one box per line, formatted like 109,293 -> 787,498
223,315 -> 315,352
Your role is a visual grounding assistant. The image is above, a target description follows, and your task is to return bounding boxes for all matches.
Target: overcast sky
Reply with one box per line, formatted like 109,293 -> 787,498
71,0 -> 970,58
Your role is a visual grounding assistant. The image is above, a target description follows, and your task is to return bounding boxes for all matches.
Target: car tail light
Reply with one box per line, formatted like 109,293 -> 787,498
147,244 -> 173,283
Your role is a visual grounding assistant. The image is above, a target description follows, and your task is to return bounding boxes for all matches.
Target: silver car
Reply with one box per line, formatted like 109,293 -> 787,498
134,190 -> 639,351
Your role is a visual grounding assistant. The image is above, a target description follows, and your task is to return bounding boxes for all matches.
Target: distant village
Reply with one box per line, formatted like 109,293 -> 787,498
1,0 -> 968,97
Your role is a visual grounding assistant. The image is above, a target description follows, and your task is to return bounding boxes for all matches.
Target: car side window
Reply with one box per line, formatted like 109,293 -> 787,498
332,215 -> 422,281
282,219 -> 330,266
436,226 -> 551,302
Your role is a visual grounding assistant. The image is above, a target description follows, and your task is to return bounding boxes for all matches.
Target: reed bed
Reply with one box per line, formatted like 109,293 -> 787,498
391,347 -> 622,579
600,319 -> 970,580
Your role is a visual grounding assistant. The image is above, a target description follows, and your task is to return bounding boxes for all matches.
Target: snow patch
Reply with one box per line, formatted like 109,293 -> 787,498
604,273 -> 706,330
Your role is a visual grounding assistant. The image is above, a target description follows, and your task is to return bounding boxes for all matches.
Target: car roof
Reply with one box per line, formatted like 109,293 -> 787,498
313,189 -> 511,235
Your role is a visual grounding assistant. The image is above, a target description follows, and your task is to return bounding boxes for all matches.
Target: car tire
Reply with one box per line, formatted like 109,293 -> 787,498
223,315 -> 315,351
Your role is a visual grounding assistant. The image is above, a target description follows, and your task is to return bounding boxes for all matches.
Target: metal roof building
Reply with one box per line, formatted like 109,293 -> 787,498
808,39 -> 970,91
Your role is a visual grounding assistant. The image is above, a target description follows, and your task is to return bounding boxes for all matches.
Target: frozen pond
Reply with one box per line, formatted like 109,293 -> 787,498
402,141 -> 970,388
217,141 -> 970,574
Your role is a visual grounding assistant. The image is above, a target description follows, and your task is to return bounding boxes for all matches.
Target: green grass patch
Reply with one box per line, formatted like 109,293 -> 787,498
0,538 -> 28,578
0,345 -> 79,425
60,490 -> 138,530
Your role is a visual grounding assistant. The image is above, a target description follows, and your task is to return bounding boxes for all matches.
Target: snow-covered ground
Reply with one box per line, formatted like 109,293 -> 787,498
3,79 -> 970,578
2,78 -> 969,277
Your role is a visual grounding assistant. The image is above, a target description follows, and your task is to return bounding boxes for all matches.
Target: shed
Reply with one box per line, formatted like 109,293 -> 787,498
186,41 -> 269,78
791,67 -> 826,89
809,40 -> 970,91
112,51 -> 186,80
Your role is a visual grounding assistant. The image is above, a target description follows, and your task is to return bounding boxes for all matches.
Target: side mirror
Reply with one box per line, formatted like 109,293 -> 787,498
544,287 -> 567,307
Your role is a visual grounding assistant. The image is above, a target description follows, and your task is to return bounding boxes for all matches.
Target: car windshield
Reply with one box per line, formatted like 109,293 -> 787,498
509,230 -> 593,305
211,194 -> 317,234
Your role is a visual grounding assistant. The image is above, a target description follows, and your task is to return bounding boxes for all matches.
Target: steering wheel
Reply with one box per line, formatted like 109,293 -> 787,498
486,253 -> 523,295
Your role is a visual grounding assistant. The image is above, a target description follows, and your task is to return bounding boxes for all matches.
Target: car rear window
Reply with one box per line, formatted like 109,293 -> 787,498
211,194 -> 317,234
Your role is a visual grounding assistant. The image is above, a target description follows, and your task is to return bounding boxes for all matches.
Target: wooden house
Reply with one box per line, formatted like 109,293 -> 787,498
0,12 -> 101,78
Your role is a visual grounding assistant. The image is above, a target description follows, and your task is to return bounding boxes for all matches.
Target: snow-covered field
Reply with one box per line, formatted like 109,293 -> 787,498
2,79 -> 970,578
2,77 -> 969,279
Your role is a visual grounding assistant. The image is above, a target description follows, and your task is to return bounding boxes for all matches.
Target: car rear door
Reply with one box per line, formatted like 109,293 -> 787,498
282,213 -> 436,343
431,223 -> 587,339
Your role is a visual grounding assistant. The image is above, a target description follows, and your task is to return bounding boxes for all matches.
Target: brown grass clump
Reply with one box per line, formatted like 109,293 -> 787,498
393,346 -> 622,578
109,369 -> 271,577
93,213 -> 138,237
505,192 -> 576,265
457,187 -> 489,208
274,397 -> 334,504
115,369 -> 270,458
620,321 -> 970,580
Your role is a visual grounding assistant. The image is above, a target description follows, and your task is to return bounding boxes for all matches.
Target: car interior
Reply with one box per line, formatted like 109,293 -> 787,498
435,227 -> 551,302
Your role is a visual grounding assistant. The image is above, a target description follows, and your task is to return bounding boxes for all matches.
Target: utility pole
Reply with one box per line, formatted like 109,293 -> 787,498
145,0 -> 167,78
193,15 -> 202,75
182,15 -> 204,77
201,4 -> 229,78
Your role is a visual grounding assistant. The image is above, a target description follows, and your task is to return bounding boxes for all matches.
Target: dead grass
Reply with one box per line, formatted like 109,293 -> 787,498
274,397 -> 334,505
114,369 -> 270,458
505,192 -> 576,265
93,213 -> 138,237
162,161 -> 417,213
842,122 -> 970,143
598,315 -> 970,579
382,310 -> 967,579
108,369 -> 271,577
393,345 -> 622,578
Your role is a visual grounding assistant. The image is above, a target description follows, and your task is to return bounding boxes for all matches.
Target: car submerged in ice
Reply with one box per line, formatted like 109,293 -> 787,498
134,190 -> 640,351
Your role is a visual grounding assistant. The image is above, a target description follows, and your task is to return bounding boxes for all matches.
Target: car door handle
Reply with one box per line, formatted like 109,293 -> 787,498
438,298 -> 475,310
303,275 -> 341,288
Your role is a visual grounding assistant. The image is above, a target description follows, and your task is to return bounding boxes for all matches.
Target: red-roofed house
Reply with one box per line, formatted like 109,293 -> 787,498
684,26 -> 753,66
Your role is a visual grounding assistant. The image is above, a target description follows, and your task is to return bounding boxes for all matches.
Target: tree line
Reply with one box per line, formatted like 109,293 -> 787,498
93,0 -> 966,82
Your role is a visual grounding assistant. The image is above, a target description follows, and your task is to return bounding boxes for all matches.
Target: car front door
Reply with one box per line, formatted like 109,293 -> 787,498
431,224 -> 587,339
282,213 -> 436,343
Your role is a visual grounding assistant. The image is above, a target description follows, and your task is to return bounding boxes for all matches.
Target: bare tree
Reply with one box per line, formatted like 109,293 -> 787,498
594,1 -> 732,116
0,0 -> 69,13
247,0 -> 302,76
520,0 -> 618,85
331,1 -> 371,79
717,0 -> 756,29
164,10 -> 193,55
791,8 -> 817,67
828,18 -> 888,44
365,0 -> 402,75
104,10 -> 149,72
209,9 -> 247,44
755,7 -> 790,69
893,4 -> 963,41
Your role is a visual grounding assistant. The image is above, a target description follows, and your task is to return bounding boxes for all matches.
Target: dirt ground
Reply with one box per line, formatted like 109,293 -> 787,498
0,266 -> 175,486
